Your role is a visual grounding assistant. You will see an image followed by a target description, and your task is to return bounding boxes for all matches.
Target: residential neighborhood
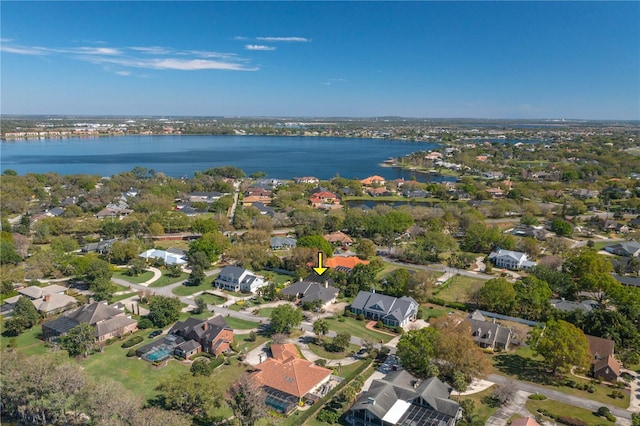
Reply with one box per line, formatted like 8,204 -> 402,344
1,126 -> 640,426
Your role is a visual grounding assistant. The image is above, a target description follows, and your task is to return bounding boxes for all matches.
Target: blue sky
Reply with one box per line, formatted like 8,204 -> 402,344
1,1 -> 638,120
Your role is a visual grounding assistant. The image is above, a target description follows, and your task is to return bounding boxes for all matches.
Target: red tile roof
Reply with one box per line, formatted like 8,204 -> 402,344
324,256 -> 369,269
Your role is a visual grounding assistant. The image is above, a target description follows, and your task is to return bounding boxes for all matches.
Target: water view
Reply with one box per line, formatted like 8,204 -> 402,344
1,135 -> 441,179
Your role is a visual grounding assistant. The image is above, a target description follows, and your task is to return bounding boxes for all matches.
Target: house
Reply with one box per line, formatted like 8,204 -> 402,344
604,240 -> 640,257
250,343 -> 333,413
347,370 -> 461,426
42,301 -> 137,342
82,238 -> 117,254
2,284 -> 77,316
279,279 -> 339,308
323,231 -> 354,245
367,187 -> 394,197
250,202 -> 274,217
243,195 -> 272,206
94,206 -> 132,219
550,298 -> 598,313
309,191 -> 341,210
45,207 -> 65,217
293,176 -> 319,184
586,335 -> 621,382
270,236 -> 297,250
612,274 -> 640,288
350,290 -> 418,327
403,189 -> 431,198
324,256 -> 369,272
488,249 -> 536,270
169,315 -> 233,357
466,310 -> 515,351
214,265 -> 267,293
139,248 -> 188,265
188,191 -> 223,203
485,187 -> 505,198
360,176 -> 386,186
511,418 -> 541,426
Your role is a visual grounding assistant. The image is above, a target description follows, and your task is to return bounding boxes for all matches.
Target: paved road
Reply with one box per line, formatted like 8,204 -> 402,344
485,390 -> 532,426
489,374 -> 633,420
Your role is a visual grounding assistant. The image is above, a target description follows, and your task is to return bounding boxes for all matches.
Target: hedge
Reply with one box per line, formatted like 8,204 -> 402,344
121,336 -> 144,348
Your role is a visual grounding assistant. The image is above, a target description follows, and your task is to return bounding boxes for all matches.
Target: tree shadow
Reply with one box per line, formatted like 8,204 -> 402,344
493,354 -> 559,385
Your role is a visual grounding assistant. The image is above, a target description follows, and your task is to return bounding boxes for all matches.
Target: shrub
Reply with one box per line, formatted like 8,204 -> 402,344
375,320 -> 383,329
121,335 -> 144,348
137,318 -> 153,329
126,348 -> 137,357
556,416 -> 588,426
395,326 -> 404,334
597,407 -> 611,417
315,359 -> 327,367
605,413 -> 616,422
357,313 -> 365,321
316,409 -> 339,424
528,394 -> 547,400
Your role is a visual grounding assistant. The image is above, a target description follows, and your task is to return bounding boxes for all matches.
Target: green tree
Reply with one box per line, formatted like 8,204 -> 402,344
193,296 -> 208,314
111,240 -> 141,264
355,238 -> 376,260
50,235 -> 79,253
396,327 -> 439,378
297,234 -> 333,257
190,359 -> 212,376
383,268 -> 411,297
332,332 -> 351,351
550,219 -> 573,237
188,264 -> 206,286
60,322 -> 95,357
269,304 -> 303,334
127,257 -> 147,277
514,276 -> 552,321
528,319 -> 590,374
156,373 -> 222,417
188,231 -> 227,263
313,319 -> 329,343
13,296 -> 40,328
478,278 -> 516,315
148,296 -> 182,327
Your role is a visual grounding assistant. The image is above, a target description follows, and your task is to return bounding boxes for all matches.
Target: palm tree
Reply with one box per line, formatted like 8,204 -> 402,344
313,319 -> 329,344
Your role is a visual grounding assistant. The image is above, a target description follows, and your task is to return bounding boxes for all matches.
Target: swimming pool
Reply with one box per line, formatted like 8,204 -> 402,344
144,347 -> 171,362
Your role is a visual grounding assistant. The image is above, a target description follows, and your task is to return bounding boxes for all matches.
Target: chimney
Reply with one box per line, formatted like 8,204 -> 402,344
324,280 -> 329,288
203,322 -> 208,331
44,294 -> 51,302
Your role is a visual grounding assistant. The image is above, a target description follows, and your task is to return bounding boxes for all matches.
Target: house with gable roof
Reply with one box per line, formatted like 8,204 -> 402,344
279,278 -> 339,309
169,315 -> 233,357
488,249 -> 536,270
2,284 -> 77,317
586,335 -> 622,382
604,240 -> 640,257
466,310 -> 515,350
214,265 -> 267,293
347,369 -> 461,426
349,290 -> 418,327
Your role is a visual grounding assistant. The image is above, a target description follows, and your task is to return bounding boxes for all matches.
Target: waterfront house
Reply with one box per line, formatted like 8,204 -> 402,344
360,176 -> 386,186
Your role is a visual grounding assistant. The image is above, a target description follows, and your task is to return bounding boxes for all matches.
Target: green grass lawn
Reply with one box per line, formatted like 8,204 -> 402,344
1,323 -> 49,356
257,307 -> 276,317
526,399 -> 605,424
224,317 -> 261,330
113,270 -> 154,284
172,280 -> 213,296
306,340 -> 360,360
196,292 -> 227,305
256,270 -> 293,285
421,305 -> 448,320
435,274 -> 486,304
112,283 -> 130,293
325,316 -> 394,343
110,291 -> 140,303
152,240 -> 191,251
233,334 -> 269,354
459,386 -> 499,424
148,272 -> 189,288
80,332 -> 191,401
492,348 -> 629,408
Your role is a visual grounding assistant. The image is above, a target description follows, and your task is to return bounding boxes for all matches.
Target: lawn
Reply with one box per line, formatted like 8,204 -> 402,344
458,385 -> 499,424
224,316 -> 261,330
307,340 -> 360,360
526,399 -> 605,425
1,323 -> 49,356
325,316 -> 394,343
80,332 -> 191,401
233,334 -> 269,354
435,274 -> 487,304
257,307 -> 276,317
492,348 -> 630,408
196,292 -> 227,305
148,272 -> 188,288
152,240 -> 191,251
256,270 -> 293,285
113,270 -> 154,284
421,305 -> 447,320
172,279 -> 213,296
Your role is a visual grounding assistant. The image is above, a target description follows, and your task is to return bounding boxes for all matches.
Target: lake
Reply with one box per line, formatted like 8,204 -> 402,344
1,135 -> 440,180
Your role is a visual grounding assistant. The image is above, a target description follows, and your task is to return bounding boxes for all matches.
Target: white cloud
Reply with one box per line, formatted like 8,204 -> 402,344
234,36 -> 249,41
245,44 -> 276,51
0,38 -> 14,43
256,36 -> 310,42
0,45 -> 48,55
0,41 -> 258,72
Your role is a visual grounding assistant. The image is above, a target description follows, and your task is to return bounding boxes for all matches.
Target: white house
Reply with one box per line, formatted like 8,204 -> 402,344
488,249 -> 536,270
214,265 -> 267,293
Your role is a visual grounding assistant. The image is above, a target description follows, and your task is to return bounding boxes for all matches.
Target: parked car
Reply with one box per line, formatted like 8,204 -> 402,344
149,330 -> 162,338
